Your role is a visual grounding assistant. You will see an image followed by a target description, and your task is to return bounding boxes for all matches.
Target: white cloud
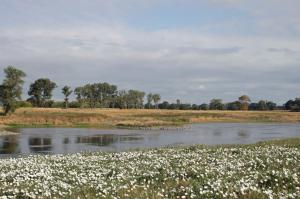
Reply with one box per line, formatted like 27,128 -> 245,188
1,0 -> 300,103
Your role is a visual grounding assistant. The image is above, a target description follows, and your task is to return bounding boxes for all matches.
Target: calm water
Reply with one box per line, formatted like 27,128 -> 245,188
1,123 -> 300,157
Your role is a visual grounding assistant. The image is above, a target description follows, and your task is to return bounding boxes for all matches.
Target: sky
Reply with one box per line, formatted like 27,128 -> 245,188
0,0 -> 300,104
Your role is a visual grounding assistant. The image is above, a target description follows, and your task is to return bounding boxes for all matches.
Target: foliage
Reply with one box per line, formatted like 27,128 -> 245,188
285,98 -> 300,112
62,85 -> 73,109
226,101 -> 242,110
28,78 -> 57,107
74,83 -> 117,108
0,66 -> 26,115
209,99 -> 225,110
152,94 -> 161,109
239,95 -> 251,111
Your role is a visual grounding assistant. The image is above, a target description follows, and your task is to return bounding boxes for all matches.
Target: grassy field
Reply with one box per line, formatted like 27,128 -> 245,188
0,108 -> 300,129
0,139 -> 299,198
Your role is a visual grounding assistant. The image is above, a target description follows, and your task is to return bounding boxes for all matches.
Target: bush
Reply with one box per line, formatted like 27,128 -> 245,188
16,101 -> 33,108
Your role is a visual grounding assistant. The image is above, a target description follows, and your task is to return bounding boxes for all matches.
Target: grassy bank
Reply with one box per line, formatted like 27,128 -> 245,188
0,108 -> 300,129
0,139 -> 299,198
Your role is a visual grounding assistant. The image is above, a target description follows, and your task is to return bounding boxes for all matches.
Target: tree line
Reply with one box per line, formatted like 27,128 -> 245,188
0,66 -> 299,115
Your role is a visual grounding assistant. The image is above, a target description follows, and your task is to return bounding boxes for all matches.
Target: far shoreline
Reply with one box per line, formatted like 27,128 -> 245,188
0,108 -> 300,131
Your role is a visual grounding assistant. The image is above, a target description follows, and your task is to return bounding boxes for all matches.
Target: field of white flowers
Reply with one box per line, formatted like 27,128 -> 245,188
0,141 -> 299,199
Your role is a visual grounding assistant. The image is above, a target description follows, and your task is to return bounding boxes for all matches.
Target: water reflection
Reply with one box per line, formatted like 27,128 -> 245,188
0,123 -> 300,157
237,130 -> 250,138
29,137 -> 52,154
0,136 -> 18,154
76,135 -> 116,146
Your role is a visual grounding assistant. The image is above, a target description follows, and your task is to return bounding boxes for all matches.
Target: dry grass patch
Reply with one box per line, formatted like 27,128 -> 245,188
0,108 -> 300,128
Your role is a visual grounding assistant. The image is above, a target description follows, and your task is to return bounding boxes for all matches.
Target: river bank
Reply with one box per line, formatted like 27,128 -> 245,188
0,108 -> 300,129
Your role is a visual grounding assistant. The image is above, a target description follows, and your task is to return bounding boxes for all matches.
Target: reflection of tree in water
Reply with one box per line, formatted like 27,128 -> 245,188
63,138 -> 69,144
237,130 -> 250,138
213,130 -> 222,136
119,136 -> 143,142
0,136 -> 19,154
29,137 -> 52,154
76,134 -> 144,147
76,135 -> 116,146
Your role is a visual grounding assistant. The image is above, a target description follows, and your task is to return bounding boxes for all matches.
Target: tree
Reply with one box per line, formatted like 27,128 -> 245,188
199,103 -> 209,110
266,101 -> 277,110
146,93 -> 153,109
28,78 -> 57,107
158,101 -> 170,109
62,86 -> 73,109
0,66 -> 26,115
152,94 -> 161,109
74,87 -> 84,108
226,101 -> 242,110
285,98 -> 300,112
127,90 -> 145,109
257,100 -> 268,111
285,100 -> 295,110
209,99 -> 224,110
238,95 -> 251,111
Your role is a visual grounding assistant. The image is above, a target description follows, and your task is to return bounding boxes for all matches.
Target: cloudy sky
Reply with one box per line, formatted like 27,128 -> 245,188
0,0 -> 300,104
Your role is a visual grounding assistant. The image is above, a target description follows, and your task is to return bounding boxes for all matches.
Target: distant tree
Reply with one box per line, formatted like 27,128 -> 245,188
226,101 -> 242,111
146,93 -> 153,109
74,87 -> 84,108
192,104 -> 199,110
266,101 -> 277,110
238,95 -> 251,111
285,98 -> 300,112
249,103 -> 259,110
158,101 -> 170,109
179,104 -> 192,110
28,78 -> 57,107
257,100 -> 268,111
114,90 -> 129,109
123,90 -> 145,109
285,100 -> 295,110
62,86 -> 73,109
209,99 -> 224,110
168,103 -> 178,110
152,94 -> 161,109
199,103 -> 209,110
0,66 -> 26,115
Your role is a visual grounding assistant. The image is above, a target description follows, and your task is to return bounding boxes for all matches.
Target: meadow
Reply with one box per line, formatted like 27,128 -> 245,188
0,139 -> 299,199
1,108 -> 300,129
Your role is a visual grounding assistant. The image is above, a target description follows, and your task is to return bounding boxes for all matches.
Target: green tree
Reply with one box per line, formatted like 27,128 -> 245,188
199,103 -> 209,110
74,87 -> 84,108
146,93 -> 153,109
226,101 -> 242,111
28,78 -> 57,107
257,100 -> 269,111
209,99 -> 224,110
62,86 -> 73,109
127,90 -> 145,109
0,66 -> 26,115
238,95 -> 251,111
152,94 -> 161,109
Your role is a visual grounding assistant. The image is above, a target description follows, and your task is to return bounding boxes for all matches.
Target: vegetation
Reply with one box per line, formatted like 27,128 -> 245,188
0,139 -> 299,198
285,98 -> 300,112
28,78 -> 57,107
0,66 -> 300,114
0,66 -> 26,115
0,108 -> 300,129
62,85 -> 73,109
